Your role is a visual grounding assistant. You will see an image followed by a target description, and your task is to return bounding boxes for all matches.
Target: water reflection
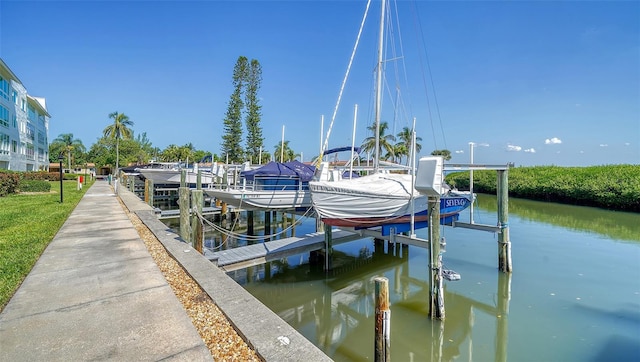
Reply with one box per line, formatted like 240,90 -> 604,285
160,198 -> 640,360
232,240 -> 512,361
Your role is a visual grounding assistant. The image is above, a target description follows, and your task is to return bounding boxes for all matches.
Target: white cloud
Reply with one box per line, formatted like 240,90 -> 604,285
599,144 -> 608,147
545,137 -> 562,144
455,150 -> 464,154
506,144 -> 522,152
624,142 -> 630,146
478,143 -> 490,147
580,151 -> 584,154
524,148 -> 536,153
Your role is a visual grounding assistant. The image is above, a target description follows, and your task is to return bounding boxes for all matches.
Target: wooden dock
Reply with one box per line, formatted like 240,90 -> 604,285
158,206 -> 222,219
206,228 -> 362,272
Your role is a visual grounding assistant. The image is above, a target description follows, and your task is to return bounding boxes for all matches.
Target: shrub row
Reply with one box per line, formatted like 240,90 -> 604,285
445,164 -> 640,212
0,170 -> 76,197
18,180 -> 52,193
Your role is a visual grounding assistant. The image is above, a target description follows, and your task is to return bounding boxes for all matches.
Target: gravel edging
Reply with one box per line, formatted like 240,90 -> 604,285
116,188 -> 332,362
120,198 -> 261,361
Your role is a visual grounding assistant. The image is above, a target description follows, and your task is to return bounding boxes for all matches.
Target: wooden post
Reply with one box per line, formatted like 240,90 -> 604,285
374,277 -> 390,362
144,179 -> 150,204
247,211 -> 254,236
221,201 -> 228,218
324,226 -> 332,272
264,211 -> 271,241
282,212 -> 289,239
497,169 -> 512,273
197,170 -> 202,190
191,189 -> 204,253
428,196 -> 445,320
179,187 -> 190,243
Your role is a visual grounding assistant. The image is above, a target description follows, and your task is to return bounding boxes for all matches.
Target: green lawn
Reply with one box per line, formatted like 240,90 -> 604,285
0,180 -> 93,311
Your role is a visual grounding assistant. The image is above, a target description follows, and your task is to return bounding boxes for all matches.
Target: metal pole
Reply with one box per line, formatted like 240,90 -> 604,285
350,104 -> 358,179
469,142 -> 475,223
59,159 -> 63,203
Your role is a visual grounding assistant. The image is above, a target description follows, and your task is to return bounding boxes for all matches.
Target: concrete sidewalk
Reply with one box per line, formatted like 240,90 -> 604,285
0,180 -> 212,361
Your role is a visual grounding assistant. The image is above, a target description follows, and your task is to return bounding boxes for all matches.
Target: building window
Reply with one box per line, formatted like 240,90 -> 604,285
12,114 -> 17,128
26,122 -> 35,140
28,105 -> 36,122
11,140 -> 17,153
0,105 -> 8,127
38,132 -> 46,145
38,147 -> 45,162
20,98 -> 26,112
0,133 -> 9,154
38,114 -> 45,126
26,143 -> 35,160
0,77 -> 8,100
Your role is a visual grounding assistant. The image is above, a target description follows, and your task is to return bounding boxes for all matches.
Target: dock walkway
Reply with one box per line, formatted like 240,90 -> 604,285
208,229 -> 362,271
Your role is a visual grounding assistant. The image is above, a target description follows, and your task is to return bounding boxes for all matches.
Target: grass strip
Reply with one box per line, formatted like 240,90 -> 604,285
0,180 -> 92,311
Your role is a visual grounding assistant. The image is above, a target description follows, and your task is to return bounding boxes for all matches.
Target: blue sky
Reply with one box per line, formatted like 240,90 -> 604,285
1,0 -> 638,166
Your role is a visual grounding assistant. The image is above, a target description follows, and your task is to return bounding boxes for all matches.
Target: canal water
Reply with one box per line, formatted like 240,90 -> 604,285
168,195 -> 640,361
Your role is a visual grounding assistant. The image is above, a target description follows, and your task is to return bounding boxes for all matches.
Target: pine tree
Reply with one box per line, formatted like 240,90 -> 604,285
245,59 -> 264,163
221,56 -> 248,163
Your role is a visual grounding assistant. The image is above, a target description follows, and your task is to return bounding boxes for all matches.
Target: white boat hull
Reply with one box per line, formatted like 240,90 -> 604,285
309,173 -> 473,228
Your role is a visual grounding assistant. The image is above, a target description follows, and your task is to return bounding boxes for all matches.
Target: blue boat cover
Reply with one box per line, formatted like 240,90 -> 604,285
324,146 -> 361,155
241,160 -> 316,182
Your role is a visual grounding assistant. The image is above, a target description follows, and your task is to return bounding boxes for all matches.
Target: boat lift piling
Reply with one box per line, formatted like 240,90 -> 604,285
179,170 -> 191,243
446,163 -> 512,273
428,196 -> 445,320
497,169 -> 512,272
191,189 -> 204,253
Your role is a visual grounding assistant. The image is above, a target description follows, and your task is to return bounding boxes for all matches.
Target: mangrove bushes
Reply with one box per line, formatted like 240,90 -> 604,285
445,164 -> 640,212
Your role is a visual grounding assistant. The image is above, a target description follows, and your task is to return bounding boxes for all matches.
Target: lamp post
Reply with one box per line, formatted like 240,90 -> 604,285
58,154 -> 64,203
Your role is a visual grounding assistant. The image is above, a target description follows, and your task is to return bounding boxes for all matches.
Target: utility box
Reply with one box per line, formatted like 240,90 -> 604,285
415,156 -> 443,196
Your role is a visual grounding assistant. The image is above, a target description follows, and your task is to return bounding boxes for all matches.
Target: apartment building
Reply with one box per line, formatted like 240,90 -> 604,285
0,58 -> 51,171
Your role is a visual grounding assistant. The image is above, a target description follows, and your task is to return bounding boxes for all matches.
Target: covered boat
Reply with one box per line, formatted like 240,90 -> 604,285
204,160 -> 315,211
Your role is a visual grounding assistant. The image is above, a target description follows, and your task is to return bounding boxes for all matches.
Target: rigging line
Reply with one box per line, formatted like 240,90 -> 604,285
392,0 -> 415,128
410,0 -> 448,150
198,205 -> 315,242
409,0 -> 437,150
318,0 -> 372,168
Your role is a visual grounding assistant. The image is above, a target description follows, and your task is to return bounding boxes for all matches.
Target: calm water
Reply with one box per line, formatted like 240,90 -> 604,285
172,195 -> 640,361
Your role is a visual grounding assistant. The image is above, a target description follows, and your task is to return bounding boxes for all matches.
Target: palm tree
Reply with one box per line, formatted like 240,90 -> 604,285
396,126 -> 422,165
431,149 -> 452,161
360,121 -> 396,162
52,133 -> 85,171
103,112 -> 134,175
274,140 -> 297,162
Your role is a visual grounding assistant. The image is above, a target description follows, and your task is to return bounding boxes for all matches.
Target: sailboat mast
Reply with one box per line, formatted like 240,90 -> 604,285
374,0 -> 385,173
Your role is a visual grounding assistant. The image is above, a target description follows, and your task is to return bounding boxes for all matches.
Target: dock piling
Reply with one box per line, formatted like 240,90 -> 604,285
324,226 -> 333,271
428,196 -> 445,320
497,169 -> 512,273
179,186 -> 190,243
374,276 -> 390,362
191,189 -> 203,253
247,211 -> 254,236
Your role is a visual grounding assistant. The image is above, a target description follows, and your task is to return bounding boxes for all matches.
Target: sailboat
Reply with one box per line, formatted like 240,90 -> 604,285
309,0 -> 474,231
